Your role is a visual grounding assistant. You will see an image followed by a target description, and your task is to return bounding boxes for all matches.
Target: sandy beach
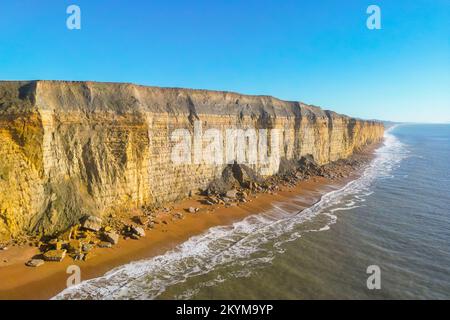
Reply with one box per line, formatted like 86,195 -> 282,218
0,145 -> 378,300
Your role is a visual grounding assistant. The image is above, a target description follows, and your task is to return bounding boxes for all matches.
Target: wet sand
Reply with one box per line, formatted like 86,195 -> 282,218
0,147 -> 377,300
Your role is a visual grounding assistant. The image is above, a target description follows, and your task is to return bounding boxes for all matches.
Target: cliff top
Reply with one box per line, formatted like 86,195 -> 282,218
0,80 -> 378,123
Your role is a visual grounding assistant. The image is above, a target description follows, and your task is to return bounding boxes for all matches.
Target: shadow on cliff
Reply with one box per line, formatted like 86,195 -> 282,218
29,179 -> 96,237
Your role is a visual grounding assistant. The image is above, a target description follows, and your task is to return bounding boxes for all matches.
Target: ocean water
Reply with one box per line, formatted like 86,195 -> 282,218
55,124 -> 450,300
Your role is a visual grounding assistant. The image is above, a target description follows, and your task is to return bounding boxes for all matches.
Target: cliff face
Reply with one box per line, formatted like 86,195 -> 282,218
0,81 -> 384,239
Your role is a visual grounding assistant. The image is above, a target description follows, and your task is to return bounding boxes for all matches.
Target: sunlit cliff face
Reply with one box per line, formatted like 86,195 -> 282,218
0,81 -> 384,240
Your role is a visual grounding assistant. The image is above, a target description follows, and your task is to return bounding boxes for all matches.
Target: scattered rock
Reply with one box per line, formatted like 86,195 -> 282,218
48,239 -> 64,250
67,239 -> 82,253
74,253 -> 84,261
98,241 -> 112,248
82,215 -> 102,232
82,243 -> 94,253
132,216 -> 148,225
26,259 -> 45,267
43,249 -> 67,262
173,212 -> 184,220
59,227 -> 75,241
103,231 -> 120,245
225,189 -> 238,199
187,207 -> 199,213
131,225 -> 146,237
77,230 -> 94,243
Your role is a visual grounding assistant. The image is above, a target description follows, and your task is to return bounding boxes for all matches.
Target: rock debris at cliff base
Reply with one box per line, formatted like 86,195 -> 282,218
4,142 -> 378,268
0,80 -> 384,242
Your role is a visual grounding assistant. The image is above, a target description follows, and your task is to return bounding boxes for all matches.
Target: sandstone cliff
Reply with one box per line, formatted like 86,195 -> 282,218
0,81 -> 384,240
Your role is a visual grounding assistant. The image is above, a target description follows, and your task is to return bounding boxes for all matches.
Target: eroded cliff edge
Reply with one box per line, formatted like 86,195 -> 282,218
0,81 -> 384,240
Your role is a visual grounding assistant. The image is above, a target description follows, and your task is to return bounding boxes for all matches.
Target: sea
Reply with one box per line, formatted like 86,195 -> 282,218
54,124 -> 450,300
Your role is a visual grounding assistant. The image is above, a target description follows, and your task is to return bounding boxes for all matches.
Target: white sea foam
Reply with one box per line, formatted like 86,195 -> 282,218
53,127 -> 408,300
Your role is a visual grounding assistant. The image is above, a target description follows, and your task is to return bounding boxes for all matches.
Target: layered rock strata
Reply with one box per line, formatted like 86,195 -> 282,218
0,81 -> 384,239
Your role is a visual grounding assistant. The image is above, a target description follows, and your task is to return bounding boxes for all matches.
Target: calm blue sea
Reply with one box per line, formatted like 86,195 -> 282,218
55,124 -> 450,300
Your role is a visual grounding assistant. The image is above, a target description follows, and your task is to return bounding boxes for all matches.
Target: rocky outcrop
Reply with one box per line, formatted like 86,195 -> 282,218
0,81 -> 384,240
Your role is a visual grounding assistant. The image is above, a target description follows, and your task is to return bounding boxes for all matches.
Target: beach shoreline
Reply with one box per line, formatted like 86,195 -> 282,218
0,143 -> 380,300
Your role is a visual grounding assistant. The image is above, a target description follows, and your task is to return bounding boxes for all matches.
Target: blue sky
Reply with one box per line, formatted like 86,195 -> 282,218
0,0 -> 448,123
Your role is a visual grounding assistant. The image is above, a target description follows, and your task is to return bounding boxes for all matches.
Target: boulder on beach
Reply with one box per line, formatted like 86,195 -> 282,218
188,207 -> 198,213
67,239 -> 82,253
225,189 -> 238,199
25,259 -> 45,267
131,226 -> 146,237
43,249 -> 67,262
98,241 -> 112,248
81,215 -> 102,232
173,212 -> 184,220
82,243 -> 94,253
103,231 -> 120,245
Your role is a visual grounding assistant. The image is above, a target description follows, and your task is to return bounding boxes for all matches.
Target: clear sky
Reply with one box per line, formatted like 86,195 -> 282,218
0,0 -> 448,123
